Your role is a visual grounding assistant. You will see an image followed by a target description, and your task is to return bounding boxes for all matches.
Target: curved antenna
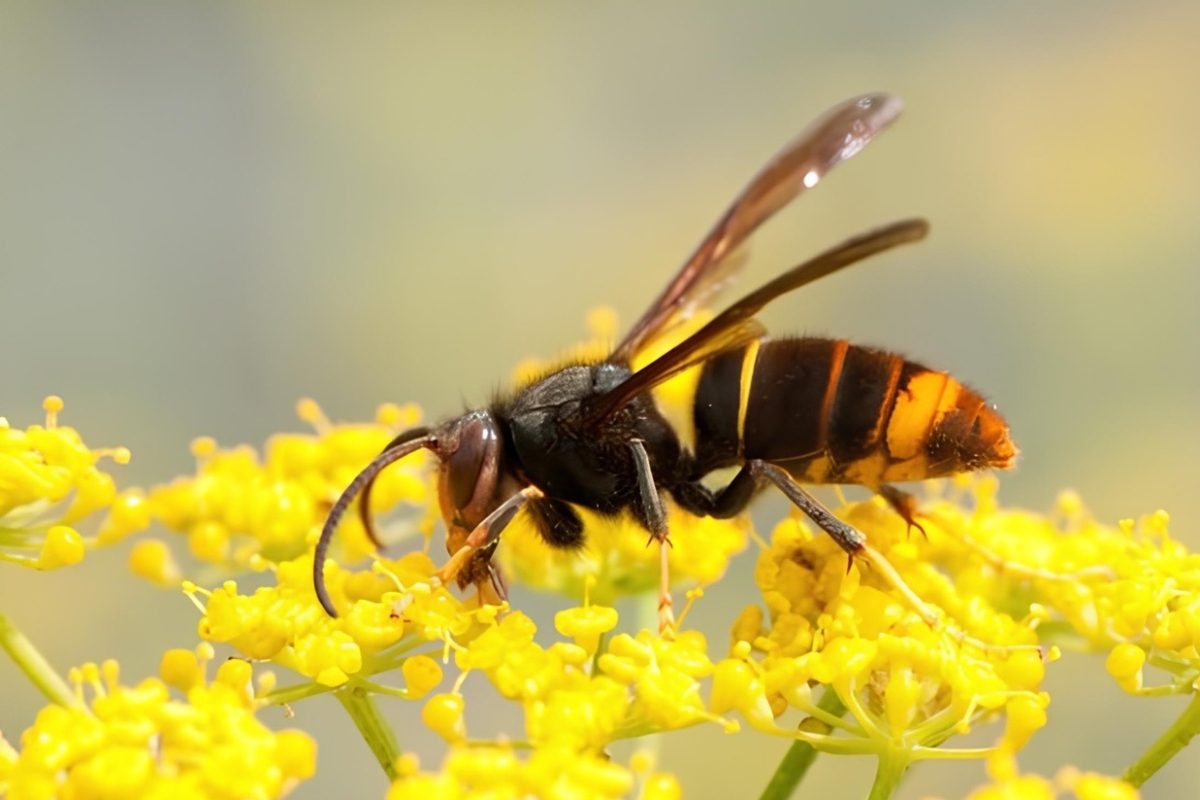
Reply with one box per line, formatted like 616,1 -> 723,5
357,427 -> 432,548
314,433 -> 436,617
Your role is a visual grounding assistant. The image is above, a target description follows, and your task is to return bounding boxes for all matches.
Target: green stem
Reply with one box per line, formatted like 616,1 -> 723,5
258,680 -> 335,708
588,630 -> 609,676
1123,691 -> 1200,788
0,611 -> 75,707
866,747 -> 910,800
336,685 -> 402,781
757,688 -> 847,800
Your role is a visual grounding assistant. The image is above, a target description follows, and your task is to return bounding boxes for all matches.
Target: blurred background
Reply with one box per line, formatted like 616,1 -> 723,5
2,2 -> 1198,798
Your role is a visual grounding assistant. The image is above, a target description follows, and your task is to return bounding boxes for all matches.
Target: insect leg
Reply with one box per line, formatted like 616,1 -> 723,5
878,484 -> 927,538
749,461 -> 938,627
671,467 -> 758,518
438,485 -> 543,591
629,440 -> 675,635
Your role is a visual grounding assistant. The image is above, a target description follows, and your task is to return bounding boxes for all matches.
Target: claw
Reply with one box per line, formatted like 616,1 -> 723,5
487,561 -> 508,602
879,485 -> 927,540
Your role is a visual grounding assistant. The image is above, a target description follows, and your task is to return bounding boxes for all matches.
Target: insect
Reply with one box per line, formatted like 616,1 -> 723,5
313,93 -> 1016,629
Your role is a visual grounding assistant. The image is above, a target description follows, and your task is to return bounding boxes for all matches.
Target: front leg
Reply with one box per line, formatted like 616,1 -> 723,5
629,439 -> 674,635
439,485 -> 543,593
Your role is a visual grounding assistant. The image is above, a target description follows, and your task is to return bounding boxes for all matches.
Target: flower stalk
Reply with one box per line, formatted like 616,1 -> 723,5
865,746 -> 910,800
337,683 -> 403,780
757,688 -> 848,800
1122,691 -> 1200,788
0,611 -> 75,707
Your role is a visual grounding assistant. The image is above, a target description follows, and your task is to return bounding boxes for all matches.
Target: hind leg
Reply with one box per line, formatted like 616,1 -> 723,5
748,461 -> 938,627
878,484 -> 927,538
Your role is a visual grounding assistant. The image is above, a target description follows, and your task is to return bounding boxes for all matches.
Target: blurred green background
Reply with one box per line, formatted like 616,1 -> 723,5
2,3 -> 1198,798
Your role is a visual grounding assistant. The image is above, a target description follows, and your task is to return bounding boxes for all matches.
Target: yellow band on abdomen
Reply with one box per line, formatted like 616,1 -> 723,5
886,370 -> 952,460
736,339 -> 761,458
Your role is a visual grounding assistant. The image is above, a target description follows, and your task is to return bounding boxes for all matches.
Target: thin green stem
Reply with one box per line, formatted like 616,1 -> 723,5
257,680 -> 335,708
757,687 -> 847,800
866,746 -> 910,800
1123,691 -> 1200,788
336,685 -> 402,781
367,639 -> 438,673
0,611 -> 75,707
588,630 -> 609,676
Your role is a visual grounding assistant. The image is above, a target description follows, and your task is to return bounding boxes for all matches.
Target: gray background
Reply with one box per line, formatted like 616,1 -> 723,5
2,3 -> 1198,799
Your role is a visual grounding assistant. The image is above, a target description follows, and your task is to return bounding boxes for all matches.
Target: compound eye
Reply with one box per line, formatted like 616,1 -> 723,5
445,414 -> 500,512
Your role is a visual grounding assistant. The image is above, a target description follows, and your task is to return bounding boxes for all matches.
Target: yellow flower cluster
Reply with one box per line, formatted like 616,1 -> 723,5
439,589 -> 729,750
387,748 -> 681,800
927,763 -> 1140,800
913,481 -> 1193,697
0,396 -> 147,570
384,589 -> 717,797
8,323 -> 1200,800
143,399 -> 431,581
191,550 -> 484,688
0,651 -> 316,800
183,446 -> 1183,797
711,485 -> 1050,773
499,507 -> 748,602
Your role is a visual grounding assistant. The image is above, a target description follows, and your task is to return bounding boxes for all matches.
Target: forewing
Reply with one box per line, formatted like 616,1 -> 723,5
586,218 -> 928,426
610,93 -> 905,364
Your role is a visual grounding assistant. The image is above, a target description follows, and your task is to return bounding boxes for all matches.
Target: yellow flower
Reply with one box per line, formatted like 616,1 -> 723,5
0,396 -> 141,570
931,762 -> 1141,800
916,483 -> 1200,699
555,582 -> 620,654
499,506 -> 749,603
598,628 -> 726,733
421,693 -> 467,744
721,481 -> 1054,771
190,550 -> 488,688
148,399 -> 431,574
3,654 -> 315,800
386,745 -> 649,800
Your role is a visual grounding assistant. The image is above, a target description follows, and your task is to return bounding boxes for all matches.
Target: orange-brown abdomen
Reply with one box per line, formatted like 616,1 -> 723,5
690,337 -> 1015,486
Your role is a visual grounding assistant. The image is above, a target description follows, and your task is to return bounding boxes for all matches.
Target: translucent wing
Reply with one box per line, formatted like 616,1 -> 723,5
610,93 -> 905,364
587,219 -> 929,426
